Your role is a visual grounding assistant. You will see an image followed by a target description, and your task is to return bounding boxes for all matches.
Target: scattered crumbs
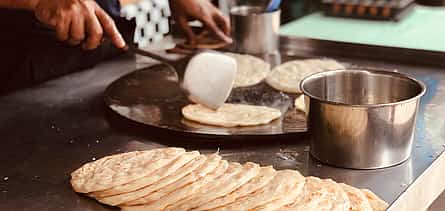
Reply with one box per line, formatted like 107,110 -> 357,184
316,164 -> 322,168
95,140 -> 100,144
3,177 -> 8,181
51,125 -> 55,129
92,157 -> 96,161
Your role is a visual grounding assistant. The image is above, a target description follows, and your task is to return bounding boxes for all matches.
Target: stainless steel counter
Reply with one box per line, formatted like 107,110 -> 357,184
1,38 -> 445,211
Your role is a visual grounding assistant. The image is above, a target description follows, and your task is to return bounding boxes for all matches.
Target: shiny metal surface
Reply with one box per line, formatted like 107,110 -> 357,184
230,6 -> 280,54
301,69 -> 426,169
104,63 -> 307,136
1,37 -> 445,210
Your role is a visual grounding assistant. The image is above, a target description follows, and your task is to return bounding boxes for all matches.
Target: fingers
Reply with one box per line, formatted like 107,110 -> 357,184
95,8 -> 126,49
213,11 -> 231,36
55,18 -> 71,42
82,14 -> 103,50
201,15 -> 232,44
177,16 -> 197,46
68,16 -> 85,46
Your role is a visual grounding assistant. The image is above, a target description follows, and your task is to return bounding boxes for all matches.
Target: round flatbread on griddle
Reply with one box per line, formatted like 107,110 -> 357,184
181,104 -> 282,127
224,52 -> 271,88
266,59 -> 345,93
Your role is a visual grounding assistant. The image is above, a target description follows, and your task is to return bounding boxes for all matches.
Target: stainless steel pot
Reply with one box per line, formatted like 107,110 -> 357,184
300,69 -> 426,169
230,5 -> 280,55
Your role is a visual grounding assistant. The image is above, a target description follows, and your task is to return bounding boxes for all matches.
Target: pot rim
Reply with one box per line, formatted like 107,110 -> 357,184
300,68 -> 427,108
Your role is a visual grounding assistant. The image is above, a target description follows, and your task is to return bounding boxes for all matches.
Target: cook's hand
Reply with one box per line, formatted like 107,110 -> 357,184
33,0 -> 126,50
170,0 -> 232,45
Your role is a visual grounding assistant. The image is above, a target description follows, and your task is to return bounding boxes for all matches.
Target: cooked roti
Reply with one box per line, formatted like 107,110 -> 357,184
120,160 -> 229,211
170,162 -> 261,210
266,59 -> 344,93
224,52 -> 271,87
182,103 -> 282,127
251,175 -> 306,211
280,177 -> 350,211
340,183 -> 373,211
194,166 -> 277,211
91,151 -> 200,198
93,152 -> 201,206
361,189 -> 388,211
213,170 -> 305,211
122,153 -> 222,206
70,148 -> 185,193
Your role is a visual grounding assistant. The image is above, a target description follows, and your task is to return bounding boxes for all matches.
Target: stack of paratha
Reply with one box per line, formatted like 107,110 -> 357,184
71,147 -> 388,211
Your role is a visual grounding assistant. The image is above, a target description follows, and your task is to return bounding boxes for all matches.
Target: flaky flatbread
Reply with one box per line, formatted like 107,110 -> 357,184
194,166 -> 277,211
213,170 -> 305,211
170,162 -> 260,210
224,52 -> 271,87
90,151 -> 199,198
182,103 -> 281,127
70,148 -> 185,193
266,59 -> 344,93
120,160 -> 229,211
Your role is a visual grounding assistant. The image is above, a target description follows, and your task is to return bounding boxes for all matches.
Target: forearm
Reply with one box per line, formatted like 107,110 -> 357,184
0,0 -> 38,10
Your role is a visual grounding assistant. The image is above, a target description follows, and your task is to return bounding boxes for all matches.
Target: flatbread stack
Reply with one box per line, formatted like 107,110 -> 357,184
71,147 -> 388,211
266,59 -> 345,93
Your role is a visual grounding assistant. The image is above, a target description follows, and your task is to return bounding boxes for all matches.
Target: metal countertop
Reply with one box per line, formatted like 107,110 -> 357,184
1,38 -> 445,211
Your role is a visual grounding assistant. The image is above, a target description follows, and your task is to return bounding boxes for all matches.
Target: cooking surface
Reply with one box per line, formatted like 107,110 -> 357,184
104,61 -> 306,136
1,39 -> 445,210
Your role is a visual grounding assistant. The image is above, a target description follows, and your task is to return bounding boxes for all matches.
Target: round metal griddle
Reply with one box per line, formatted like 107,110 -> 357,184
104,63 -> 307,136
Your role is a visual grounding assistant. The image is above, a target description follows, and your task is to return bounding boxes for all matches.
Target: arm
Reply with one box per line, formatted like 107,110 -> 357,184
0,0 -> 126,50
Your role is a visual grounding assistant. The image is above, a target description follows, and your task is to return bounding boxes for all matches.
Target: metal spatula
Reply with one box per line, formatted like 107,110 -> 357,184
129,46 -> 237,109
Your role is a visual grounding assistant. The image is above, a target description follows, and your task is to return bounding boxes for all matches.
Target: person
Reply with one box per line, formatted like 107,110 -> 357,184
0,0 -> 232,93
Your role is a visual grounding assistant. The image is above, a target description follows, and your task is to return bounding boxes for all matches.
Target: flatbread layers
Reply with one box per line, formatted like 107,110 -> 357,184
70,147 -> 388,211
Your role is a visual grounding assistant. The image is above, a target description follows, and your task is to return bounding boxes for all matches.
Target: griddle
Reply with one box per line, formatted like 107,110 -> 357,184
104,54 -> 307,136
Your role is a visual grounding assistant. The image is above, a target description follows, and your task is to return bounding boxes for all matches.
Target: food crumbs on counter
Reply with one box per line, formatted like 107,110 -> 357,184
92,157 -> 96,161
3,177 -> 8,181
95,140 -> 100,143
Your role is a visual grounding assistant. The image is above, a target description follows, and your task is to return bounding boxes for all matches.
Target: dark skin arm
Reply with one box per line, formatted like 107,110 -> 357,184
0,0 -> 230,49
0,0 -> 126,50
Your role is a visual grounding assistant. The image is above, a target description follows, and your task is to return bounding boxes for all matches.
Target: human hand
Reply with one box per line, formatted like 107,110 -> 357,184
33,0 -> 126,50
170,0 -> 232,46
